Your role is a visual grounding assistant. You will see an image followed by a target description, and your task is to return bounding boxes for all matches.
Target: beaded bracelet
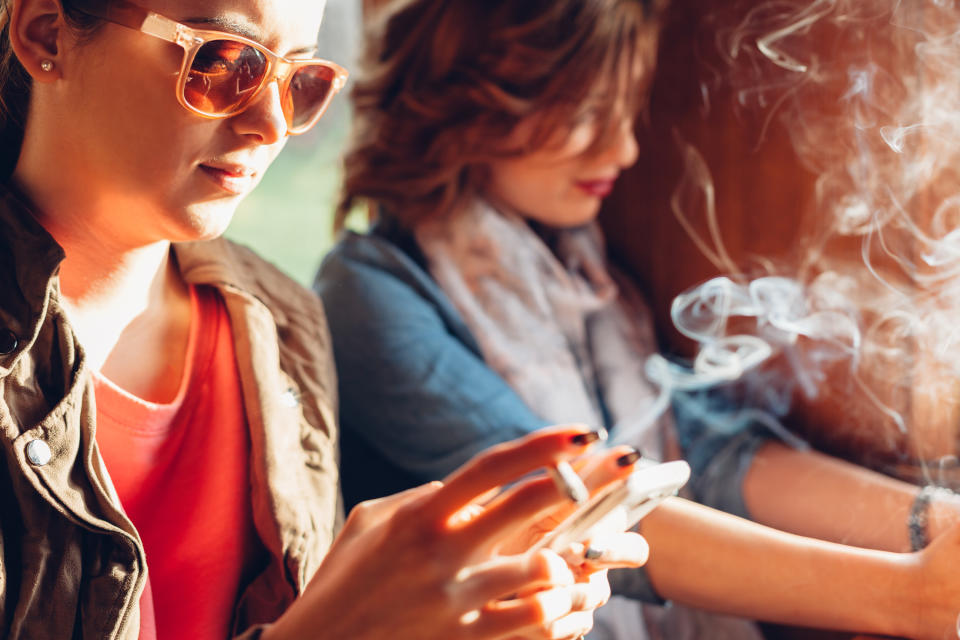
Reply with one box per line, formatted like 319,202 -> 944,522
908,485 -> 955,551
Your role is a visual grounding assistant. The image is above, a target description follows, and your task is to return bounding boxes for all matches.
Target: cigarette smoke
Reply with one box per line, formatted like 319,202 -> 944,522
620,0 -> 960,483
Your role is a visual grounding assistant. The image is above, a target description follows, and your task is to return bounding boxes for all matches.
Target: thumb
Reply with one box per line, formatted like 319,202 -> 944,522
562,532 -> 650,571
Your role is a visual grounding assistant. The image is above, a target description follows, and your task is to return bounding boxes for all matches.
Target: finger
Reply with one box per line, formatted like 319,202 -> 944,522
542,611 -> 595,639
451,550 -> 574,609
567,570 -> 610,612
553,447 -> 643,530
467,586 -> 577,639
500,611 -> 596,640
457,475 -> 570,548
530,447 -> 643,548
579,446 -> 643,493
563,532 -> 650,570
422,425 -> 603,523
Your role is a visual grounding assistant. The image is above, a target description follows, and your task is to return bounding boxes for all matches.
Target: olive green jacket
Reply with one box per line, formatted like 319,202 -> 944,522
0,185 -> 341,638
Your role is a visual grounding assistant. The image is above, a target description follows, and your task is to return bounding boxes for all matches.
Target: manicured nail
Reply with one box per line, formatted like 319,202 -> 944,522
584,545 -> 606,561
616,449 -> 642,467
570,428 -> 607,447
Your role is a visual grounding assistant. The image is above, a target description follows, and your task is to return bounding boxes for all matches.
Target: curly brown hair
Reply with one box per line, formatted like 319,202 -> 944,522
0,0 -> 108,179
337,0 -> 663,230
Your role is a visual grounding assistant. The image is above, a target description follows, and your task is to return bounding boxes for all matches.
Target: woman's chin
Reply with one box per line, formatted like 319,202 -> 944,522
173,201 -> 240,243
527,204 -> 602,229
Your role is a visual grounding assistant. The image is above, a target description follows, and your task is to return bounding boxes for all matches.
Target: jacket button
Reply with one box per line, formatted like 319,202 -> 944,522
280,387 -> 300,408
26,440 -> 52,466
0,329 -> 17,355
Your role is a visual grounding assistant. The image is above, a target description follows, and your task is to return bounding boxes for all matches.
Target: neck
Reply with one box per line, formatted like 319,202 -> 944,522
18,182 -> 193,402
59,232 -> 193,402
59,238 -> 175,322
58,233 -> 185,375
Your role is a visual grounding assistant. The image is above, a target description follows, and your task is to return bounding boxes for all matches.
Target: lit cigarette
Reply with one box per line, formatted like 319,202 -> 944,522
549,461 -> 589,504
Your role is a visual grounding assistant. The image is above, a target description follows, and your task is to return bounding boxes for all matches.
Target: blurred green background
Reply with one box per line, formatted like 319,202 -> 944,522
226,123 -> 347,287
225,0 -> 358,287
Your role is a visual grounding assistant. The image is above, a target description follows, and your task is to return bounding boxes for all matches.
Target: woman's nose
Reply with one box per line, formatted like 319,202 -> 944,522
612,117 -> 639,168
230,80 -> 289,144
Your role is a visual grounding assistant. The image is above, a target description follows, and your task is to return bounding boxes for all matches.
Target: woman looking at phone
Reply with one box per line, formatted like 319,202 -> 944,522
316,0 -> 960,638
0,0 -> 646,637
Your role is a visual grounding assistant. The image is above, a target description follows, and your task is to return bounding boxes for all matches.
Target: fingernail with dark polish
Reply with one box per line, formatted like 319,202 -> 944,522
584,545 -> 606,561
571,429 -> 607,447
616,449 -> 642,467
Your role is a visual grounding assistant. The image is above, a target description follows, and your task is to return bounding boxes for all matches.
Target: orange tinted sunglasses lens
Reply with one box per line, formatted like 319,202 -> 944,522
287,65 -> 337,131
183,39 -> 338,129
184,39 -> 268,114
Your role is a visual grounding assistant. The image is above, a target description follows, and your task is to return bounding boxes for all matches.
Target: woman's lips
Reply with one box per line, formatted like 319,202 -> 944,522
199,164 -> 256,195
574,178 -> 617,198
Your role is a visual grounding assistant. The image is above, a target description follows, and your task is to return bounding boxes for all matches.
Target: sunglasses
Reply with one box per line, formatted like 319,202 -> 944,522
73,0 -> 349,135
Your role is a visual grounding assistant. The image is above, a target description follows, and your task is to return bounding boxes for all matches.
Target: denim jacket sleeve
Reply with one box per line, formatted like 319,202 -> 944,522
671,389 -> 781,520
315,232 -> 550,481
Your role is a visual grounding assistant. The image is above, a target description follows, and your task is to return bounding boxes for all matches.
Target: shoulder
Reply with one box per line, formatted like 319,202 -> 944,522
316,230 -> 485,365
176,236 -> 325,325
174,238 -> 335,382
315,230 -> 448,322
317,230 -> 428,288
175,233 -> 339,417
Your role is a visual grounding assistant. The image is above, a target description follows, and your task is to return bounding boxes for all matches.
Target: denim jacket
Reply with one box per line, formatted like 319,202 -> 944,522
315,221 -> 771,604
316,220 -> 767,512
0,185 -> 341,639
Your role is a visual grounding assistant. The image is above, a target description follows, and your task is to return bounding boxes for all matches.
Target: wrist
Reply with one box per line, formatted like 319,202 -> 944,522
926,490 -> 960,542
909,486 -> 959,550
888,552 -> 928,639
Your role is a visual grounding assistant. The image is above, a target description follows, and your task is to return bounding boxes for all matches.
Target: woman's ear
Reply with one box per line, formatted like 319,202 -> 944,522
9,0 -> 64,80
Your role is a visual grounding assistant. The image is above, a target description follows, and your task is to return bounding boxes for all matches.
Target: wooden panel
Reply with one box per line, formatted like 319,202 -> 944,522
600,0 -> 819,356
600,0 -> 960,472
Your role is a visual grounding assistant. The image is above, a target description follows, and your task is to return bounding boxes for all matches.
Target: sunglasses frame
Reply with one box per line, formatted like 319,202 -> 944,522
73,0 -> 349,135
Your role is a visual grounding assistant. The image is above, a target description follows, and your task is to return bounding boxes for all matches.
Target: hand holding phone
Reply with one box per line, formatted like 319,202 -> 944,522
532,459 -> 690,553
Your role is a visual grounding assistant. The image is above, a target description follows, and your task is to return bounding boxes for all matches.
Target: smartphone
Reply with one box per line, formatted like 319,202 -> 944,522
532,459 -> 691,552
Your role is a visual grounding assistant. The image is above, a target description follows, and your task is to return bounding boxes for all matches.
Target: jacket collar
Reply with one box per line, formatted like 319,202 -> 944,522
0,182 -> 67,293
173,239 -> 291,329
0,183 -> 67,374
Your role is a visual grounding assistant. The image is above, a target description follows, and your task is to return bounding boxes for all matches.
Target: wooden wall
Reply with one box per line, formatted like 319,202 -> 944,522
599,0 -> 960,475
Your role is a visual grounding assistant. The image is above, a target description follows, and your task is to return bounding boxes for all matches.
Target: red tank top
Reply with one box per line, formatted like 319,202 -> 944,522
94,285 -> 260,639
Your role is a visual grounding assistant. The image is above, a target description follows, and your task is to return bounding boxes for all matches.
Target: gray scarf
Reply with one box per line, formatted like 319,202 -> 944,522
416,198 -> 763,640
416,198 -> 667,455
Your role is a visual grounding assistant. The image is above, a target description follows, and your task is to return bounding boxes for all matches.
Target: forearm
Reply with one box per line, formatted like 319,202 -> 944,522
641,497 -> 919,637
742,441 -> 960,552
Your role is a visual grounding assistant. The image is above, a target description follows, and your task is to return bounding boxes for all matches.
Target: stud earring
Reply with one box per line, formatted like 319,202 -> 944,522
40,60 -> 54,72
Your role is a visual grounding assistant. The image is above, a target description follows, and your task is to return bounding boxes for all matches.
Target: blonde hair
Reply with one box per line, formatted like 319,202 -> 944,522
337,0 -> 662,230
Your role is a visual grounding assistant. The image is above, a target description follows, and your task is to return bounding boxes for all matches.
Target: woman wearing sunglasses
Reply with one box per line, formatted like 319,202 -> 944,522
0,0 -> 649,638
316,0 -> 960,638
